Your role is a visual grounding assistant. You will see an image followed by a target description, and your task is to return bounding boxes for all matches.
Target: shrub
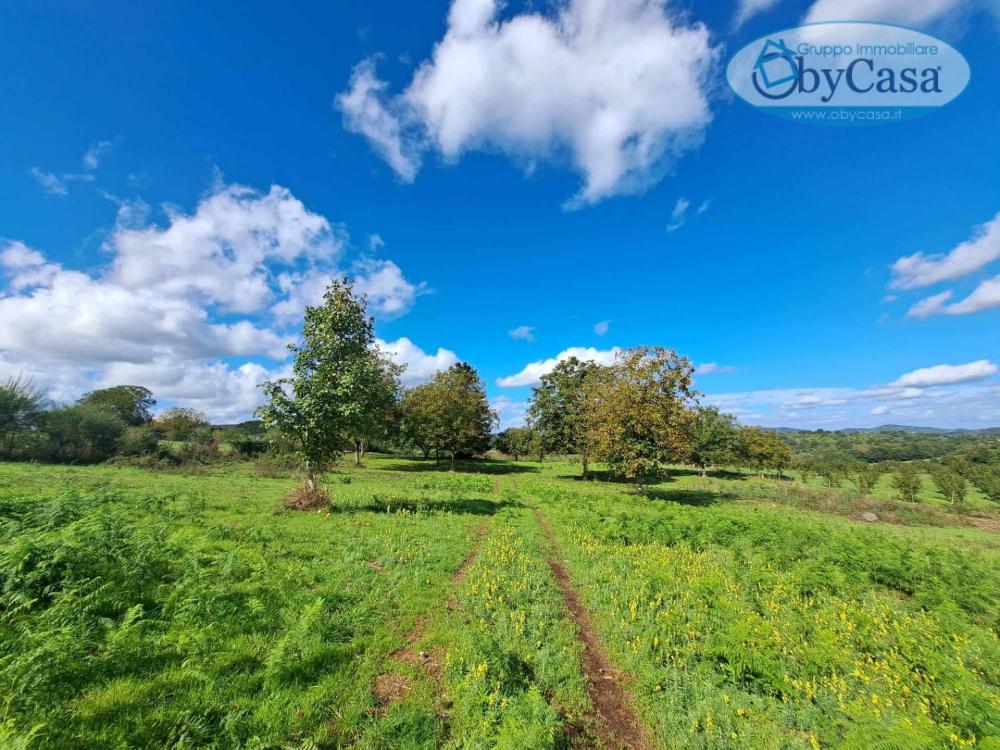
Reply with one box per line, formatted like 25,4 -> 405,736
120,425 -> 162,456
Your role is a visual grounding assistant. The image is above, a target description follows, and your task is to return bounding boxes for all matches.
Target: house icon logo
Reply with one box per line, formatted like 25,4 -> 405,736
752,38 -> 797,90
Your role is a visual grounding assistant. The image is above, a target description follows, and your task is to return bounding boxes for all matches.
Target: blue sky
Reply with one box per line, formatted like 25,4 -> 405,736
1,0 -> 998,428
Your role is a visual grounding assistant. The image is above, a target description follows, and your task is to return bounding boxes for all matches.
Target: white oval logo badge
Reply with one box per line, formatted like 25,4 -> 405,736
726,22 -> 970,125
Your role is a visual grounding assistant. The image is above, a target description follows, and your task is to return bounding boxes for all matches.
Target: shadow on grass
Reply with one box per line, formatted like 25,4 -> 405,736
643,488 -> 723,506
331,496 -> 521,516
380,460 -> 539,475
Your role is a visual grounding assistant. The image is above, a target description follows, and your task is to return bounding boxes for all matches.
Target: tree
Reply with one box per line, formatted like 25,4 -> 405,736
849,462 -> 883,495
581,347 -> 696,492
345,350 -> 403,465
399,384 -> 437,459
256,278 -> 393,491
0,376 -> 46,457
42,405 -> 126,462
929,463 -> 967,506
494,427 -> 533,460
528,357 -> 603,476
687,406 -> 738,476
422,363 -> 497,469
77,385 -> 155,426
736,427 -> 792,479
156,407 -> 210,441
891,463 -> 922,503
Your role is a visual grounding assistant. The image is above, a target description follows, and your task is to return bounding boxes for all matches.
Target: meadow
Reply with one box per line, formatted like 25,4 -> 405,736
1,457 -> 998,749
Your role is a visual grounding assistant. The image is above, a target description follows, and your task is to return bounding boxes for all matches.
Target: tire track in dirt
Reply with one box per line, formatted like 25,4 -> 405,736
371,518 -> 492,713
533,510 -> 652,750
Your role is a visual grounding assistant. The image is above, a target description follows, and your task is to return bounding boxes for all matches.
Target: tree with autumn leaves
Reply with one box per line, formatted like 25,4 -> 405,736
580,347 -> 697,492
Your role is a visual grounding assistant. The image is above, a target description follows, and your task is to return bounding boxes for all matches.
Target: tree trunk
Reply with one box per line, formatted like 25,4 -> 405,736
421,447 -> 430,460
582,452 -> 589,478
305,464 -> 317,491
450,451 -> 456,471
354,440 -> 362,466
700,466 -> 707,477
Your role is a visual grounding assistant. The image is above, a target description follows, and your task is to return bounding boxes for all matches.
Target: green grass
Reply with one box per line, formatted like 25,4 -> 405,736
1,457 -> 998,749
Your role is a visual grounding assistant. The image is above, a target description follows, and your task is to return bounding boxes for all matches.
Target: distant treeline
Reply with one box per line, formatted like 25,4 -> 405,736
778,428 -> 998,463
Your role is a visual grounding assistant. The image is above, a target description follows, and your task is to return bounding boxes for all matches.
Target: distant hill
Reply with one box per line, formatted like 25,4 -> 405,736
772,425 -> 1000,435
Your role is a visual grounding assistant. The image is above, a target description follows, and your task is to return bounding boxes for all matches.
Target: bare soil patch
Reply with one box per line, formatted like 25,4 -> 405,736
534,511 -> 652,750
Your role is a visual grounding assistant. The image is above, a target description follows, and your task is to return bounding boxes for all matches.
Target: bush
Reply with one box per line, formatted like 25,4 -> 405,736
120,425 -> 162,457
41,405 -> 126,462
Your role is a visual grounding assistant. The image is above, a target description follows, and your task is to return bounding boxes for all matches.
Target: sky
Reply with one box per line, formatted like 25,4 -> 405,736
1,0 -> 999,430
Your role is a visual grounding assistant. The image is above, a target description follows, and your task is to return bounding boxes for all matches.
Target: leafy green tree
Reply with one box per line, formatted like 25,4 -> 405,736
929,464 -> 968,506
0,376 -> 46,457
849,462 -> 884,495
891,463 -> 923,503
256,278 -> 392,490
493,427 -> 533,460
155,407 -> 210,441
399,384 -> 437,459
422,363 -> 497,469
582,347 -> 696,492
346,351 -> 402,465
687,406 -> 738,476
42,405 -> 126,462
77,385 -> 155,426
528,357 -> 603,476
736,427 -> 793,478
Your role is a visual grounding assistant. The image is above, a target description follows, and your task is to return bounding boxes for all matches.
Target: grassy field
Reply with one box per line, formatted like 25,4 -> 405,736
1,457 -> 998,749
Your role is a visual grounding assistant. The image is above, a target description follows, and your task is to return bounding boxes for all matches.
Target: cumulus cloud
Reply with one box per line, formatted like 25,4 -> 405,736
378,336 -> 460,386
338,0 -> 718,205
353,258 -> 429,318
1,183 -> 434,421
509,325 -> 535,341
593,320 -> 611,336
497,345 -> 620,387
890,213 -> 1000,290
892,359 -> 998,387
109,183 -> 341,314
491,395 -> 529,429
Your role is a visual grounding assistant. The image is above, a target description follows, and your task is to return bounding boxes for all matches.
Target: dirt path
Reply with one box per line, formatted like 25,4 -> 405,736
372,518 -> 492,712
534,510 -> 652,750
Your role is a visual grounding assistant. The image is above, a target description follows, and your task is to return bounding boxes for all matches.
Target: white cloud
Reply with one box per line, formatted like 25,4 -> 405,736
908,275 -> 1000,318
378,337 -> 459,386
804,0 -> 967,25
593,320 -> 611,336
705,360 -> 1000,429
27,167 -> 94,197
892,359 -> 998,387
1,183 -> 432,421
667,197 -> 691,233
734,0 -> 782,27
491,395 -> 529,429
695,362 -> 733,375
497,345 -> 620,387
890,213 -> 1000,290
337,59 -> 421,182
338,0 -> 718,205
509,325 -> 535,341
109,183 -> 341,314
353,258 -> 429,318
82,139 -> 113,170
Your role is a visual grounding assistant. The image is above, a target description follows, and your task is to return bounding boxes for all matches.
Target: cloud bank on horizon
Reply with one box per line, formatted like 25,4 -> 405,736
0,182 -> 452,421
